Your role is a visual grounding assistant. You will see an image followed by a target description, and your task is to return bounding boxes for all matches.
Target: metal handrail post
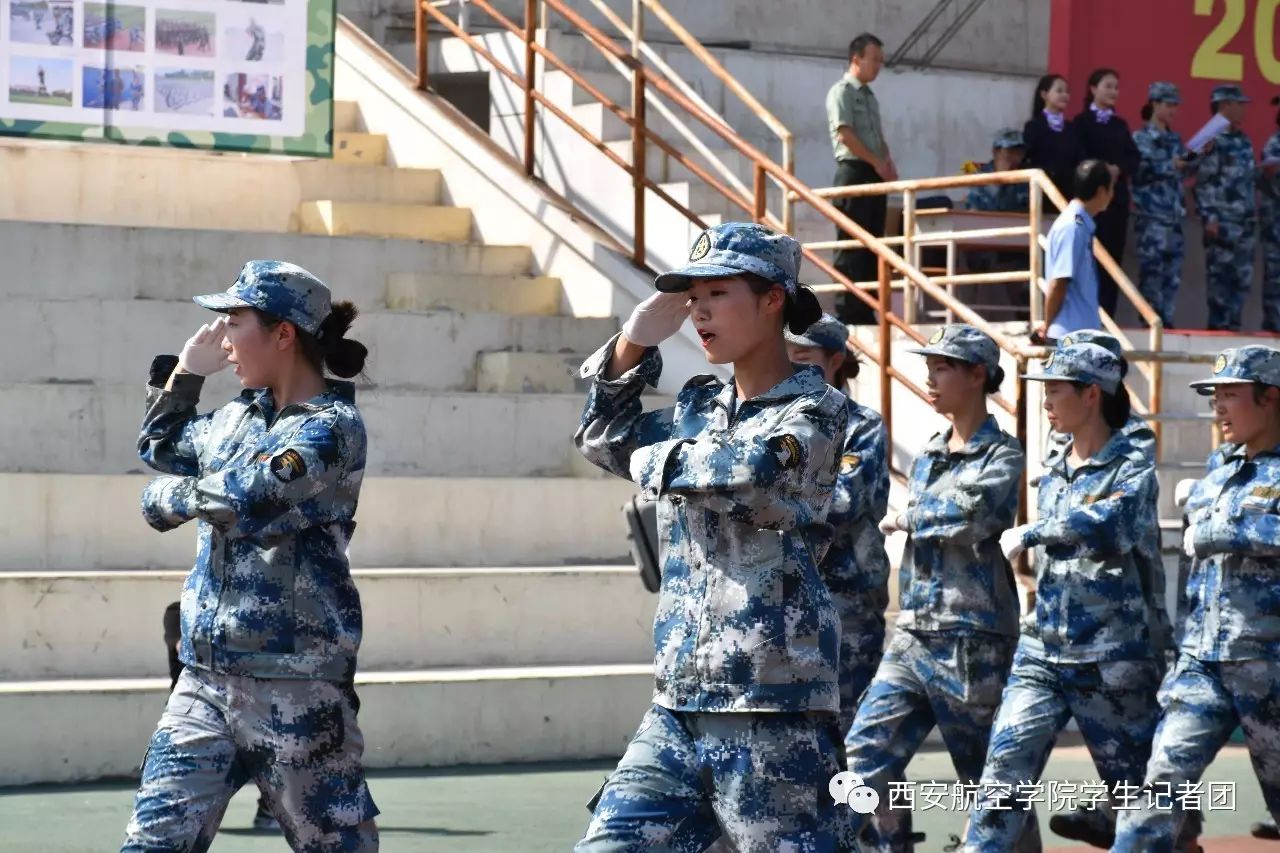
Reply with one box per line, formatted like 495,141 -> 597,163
879,256 -> 893,454
632,61 -> 647,265
416,0 -> 429,90
522,0 -> 537,177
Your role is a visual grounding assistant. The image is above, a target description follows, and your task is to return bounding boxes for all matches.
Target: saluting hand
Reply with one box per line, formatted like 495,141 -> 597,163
178,316 -> 231,376
621,292 -> 690,347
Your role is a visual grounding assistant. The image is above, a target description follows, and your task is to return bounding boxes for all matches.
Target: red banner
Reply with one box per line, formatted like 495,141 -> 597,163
1050,0 -> 1280,146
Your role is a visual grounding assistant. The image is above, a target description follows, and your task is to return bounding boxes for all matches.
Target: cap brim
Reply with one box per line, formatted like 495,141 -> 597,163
1021,371 -> 1061,384
1189,377 -> 1254,395
907,345 -> 980,363
654,263 -> 753,292
193,292 -> 253,312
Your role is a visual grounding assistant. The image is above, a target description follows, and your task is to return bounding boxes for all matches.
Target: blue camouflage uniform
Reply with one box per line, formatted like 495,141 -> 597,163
574,224 -> 851,852
966,344 -> 1166,851
122,261 -> 379,853
842,326 -> 1029,851
966,129 -> 1030,212
1195,85 -> 1258,331
1132,82 -> 1191,328
1258,131 -> 1280,331
1115,346 -> 1280,851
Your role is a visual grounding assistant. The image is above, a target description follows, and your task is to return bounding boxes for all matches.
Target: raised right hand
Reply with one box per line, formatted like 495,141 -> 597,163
621,292 -> 690,348
177,316 -> 231,376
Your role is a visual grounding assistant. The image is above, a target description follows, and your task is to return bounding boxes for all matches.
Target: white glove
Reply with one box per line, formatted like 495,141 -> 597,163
178,317 -> 231,376
878,514 -> 905,535
621,292 -> 689,347
1174,478 -> 1198,510
1183,524 -> 1197,558
1000,525 -> 1031,562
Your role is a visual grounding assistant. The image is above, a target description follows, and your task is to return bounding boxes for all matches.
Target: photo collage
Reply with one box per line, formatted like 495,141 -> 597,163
2,0 -> 301,132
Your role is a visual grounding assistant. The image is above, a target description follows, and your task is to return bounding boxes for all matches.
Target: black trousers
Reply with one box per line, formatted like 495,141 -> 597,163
832,159 -> 888,325
1093,185 -> 1130,318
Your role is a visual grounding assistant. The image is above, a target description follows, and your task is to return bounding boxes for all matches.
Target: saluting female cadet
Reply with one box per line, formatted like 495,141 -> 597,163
572,222 -> 849,852
964,343 -> 1164,851
121,261 -> 379,852
785,313 -> 890,734
1114,346 -> 1280,852
842,325 -> 1029,851
1131,82 -> 1192,329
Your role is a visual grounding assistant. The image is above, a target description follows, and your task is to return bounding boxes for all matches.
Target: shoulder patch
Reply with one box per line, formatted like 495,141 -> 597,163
270,449 -> 308,483
768,434 -> 805,471
1075,214 -> 1086,226
840,453 -> 860,471
1252,485 -> 1280,500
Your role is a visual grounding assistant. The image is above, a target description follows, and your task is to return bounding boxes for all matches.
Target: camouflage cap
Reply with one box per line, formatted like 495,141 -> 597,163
1058,329 -> 1123,362
1023,342 -> 1122,394
1189,346 -> 1280,395
655,222 -> 802,294
785,313 -> 849,352
992,127 -> 1025,149
907,324 -> 1000,373
194,261 -> 332,336
1148,81 -> 1181,105
1211,84 -> 1251,104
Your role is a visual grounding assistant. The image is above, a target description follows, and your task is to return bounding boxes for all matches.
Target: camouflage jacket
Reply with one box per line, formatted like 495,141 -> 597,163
1261,131 -> 1280,212
575,334 -> 847,713
139,355 -> 367,682
1132,123 -> 1191,224
1183,441 -> 1280,661
897,416 -> 1024,638
1018,430 -> 1163,662
1194,127 -> 1257,226
966,162 -> 1031,212
822,398 -> 890,614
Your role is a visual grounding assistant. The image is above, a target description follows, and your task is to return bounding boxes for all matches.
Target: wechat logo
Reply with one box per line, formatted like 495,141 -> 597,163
829,771 -> 880,815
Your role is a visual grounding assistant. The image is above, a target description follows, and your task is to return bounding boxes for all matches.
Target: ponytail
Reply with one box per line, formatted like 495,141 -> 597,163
984,364 -> 1005,395
833,352 -> 861,387
1101,383 -> 1132,429
252,300 -> 369,380
1141,100 -> 1154,122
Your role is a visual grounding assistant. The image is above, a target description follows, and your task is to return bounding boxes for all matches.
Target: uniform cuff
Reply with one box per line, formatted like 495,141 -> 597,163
142,476 -> 194,531
630,438 -> 693,499
578,333 -> 661,388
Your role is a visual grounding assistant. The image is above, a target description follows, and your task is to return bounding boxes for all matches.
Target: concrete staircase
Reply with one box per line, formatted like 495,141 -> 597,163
0,93 -> 662,786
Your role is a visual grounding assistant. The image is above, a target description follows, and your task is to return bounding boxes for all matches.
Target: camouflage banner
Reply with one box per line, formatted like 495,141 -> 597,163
0,0 -> 333,156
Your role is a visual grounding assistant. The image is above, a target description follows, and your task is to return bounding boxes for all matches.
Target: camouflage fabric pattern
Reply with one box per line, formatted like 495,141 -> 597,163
966,161 -> 1030,212
1190,345 -> 1280,392
194,260 -> 333,336
139,357 -> 367,682
1181,440 -> 1280,661
1256,134 -> 1280,331
1203,218 -> 1258,330
786,313 -> 849,353
1023,343 -> 1122,394
844,629 -> 1024,847
1148,81 -> 1181,105
1016,430 -> 1164,662
122,667 -> 378,852
655,223 -> 804,295
575,334 -> 847,712
1112,655 -> 1280,851
1132,123 -> 1190,225
0,0 -> 333,155
897,416 -> 1024,638
964,646 -> 1162,850
908,324 -> 1000,373
576,705 -> 847,852
1194,127 -> 1256,226
823,398 -> 891,730
1134,217 -> 1185,328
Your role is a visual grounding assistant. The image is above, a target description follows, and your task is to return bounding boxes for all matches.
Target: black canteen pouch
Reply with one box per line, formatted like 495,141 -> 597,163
622,495 -> 661,593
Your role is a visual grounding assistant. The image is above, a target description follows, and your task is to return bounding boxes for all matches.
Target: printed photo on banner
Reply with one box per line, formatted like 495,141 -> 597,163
83,3 -> 146,52
155,69 -> 215,115
223,73 -> 282,120
9,0 -> 73,46
84,66 -> 146,111
222,15 -> 285,62
155,10 -> 216,57
8,56 -> 73,107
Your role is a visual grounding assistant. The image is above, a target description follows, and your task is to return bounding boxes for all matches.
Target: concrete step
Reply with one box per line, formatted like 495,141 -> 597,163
476,352 -> 586,394
0,567 -> 654,680
386,272 -> 564,316
333,130 -> 388,165
0,663 -> 653,785
294,161 -> 442,205
657,180 -> 749,220
0,474 -> 637,570
0,383 -> 634,477
333,99 -> 362,133
0,300 -> 613,389
0,221 -> 533,307
543,68 -> 632,110
605,139 -> 753,186
298,200 -> 473,242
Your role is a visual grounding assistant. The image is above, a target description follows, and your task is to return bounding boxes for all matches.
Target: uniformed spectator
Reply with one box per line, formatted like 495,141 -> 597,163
965,343 -> 1165,849
1256,97 -> 1280,333
966,128 -> 1032,316
1114,346 -> 1280,850
573,223 -> 849,850
1024,74 -> 1084,203
1036,159 -> 1115,344
1132,82 -> 1193,329
1195,85 -> 1258,332
966,128 -> 1030,212
121,261 -> 378,851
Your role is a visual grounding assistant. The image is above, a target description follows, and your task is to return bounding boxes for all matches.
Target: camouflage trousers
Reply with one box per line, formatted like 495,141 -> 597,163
1113,654 -> 1280,852
843,629 -> 1026,852
964,642 -> 1162,851
1203,218 -> 1256,331
121,666 -> 379,852
1259,205 -> 1280,330
1134,216 -> 1185,329
835,594 -> 887,735
575,704 -> 849,852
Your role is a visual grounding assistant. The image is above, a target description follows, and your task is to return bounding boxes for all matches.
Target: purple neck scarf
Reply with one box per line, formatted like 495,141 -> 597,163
1091,102 -> 1114,124
1044,109 -> 1065,132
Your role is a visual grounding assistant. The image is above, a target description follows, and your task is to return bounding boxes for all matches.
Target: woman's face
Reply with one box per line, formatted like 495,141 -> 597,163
1044,78 -> 1071,112
223,307 -> 283,388
1154,100 -> 1179,124
787,343 -> 844,386
924,355 -> 983,415
1211,384 -> 1275,445
1092,74 -> 1119,109
689,276 -> 785,365
1042,380 -> 1095,434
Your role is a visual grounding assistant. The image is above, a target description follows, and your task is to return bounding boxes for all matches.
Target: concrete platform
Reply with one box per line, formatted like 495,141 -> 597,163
298,200 -> 473,242
386,272 -> 566,316
476,352 -> 586,394
333,130 -> 389,165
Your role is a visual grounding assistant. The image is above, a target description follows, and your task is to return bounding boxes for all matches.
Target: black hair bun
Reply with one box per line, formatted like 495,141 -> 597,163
786,286 -> 824,335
